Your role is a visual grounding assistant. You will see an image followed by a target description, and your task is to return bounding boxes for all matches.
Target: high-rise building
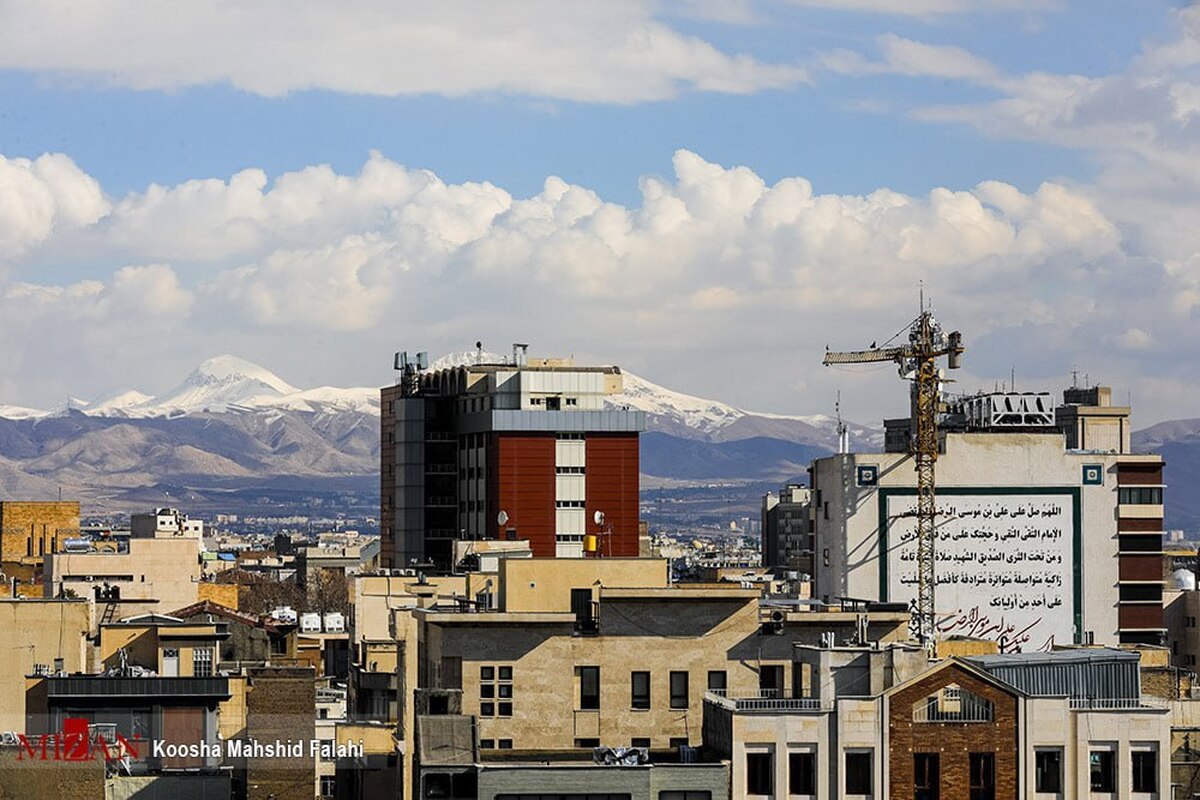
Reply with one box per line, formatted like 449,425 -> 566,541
380,348 -> 644,570
761,483 -> 811,574
811,385 -> 1165,650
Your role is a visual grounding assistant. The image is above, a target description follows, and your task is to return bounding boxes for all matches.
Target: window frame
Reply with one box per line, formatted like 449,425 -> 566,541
745,751 -> 774,796
579,666 -> 600,711
1034,748 -> 1062,793
669,670 -> 689,709
631,671 -> 651,710
845,749 -> 873,795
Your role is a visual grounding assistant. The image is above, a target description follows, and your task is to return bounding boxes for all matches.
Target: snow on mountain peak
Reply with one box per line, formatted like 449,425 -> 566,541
430,349 -> 512,371
187,355 -> 299,395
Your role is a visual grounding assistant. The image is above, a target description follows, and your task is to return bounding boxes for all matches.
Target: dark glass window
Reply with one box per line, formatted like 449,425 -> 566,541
969,753 -> 994,800
845,751 -> 873,794
631,671 -> 650,709
915,753 -> 939,800
746,752 -> 773,795
580,666 -> 600,710
707,670 -> 727,693
1119,486 -> 1163,504
1132,750 -> 1157,793
1035,750 -> 1062,793
669,671 -> 688,709
1090,751 -> 1115,793
789,751 -> 816,795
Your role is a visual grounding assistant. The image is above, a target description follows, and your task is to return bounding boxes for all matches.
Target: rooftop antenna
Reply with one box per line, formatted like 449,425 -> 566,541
1010,367 -> 1015,393
475,341 -> 483,365
835,392 -> 849,455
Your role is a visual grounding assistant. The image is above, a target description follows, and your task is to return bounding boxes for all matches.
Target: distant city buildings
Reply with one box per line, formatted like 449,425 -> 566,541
380,347 -> 644,570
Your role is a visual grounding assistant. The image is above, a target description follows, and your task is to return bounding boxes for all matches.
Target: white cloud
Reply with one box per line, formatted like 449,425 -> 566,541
0,1 -> 803,103
0,154 -> 109,259
822,35 -> 999,81
1,148 -> 1195,424
781,0 -> 1057,17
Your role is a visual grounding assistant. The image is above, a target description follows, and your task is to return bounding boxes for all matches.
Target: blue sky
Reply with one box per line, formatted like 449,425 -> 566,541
0,1 -> 1196,426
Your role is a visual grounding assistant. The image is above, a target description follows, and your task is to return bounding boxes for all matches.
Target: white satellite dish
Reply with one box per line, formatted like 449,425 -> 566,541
593,511 -> 605,527
497,510 -> 509,527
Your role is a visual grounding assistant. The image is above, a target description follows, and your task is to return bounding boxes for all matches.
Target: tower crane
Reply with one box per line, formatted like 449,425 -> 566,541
822,307 -> 964,650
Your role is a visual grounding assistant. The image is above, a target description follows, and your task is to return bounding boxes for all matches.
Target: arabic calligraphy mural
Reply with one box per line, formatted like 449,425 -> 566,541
883,493 -> 1075,652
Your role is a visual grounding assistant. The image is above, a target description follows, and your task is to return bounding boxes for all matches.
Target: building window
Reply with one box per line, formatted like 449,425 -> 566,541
631,737 -> 651,749
913,684 -> 993,723
556,500 -> 585,508
746,752 -> 773,796
565,398 -> 578,406
707,670 -> 727,694
631,671 -> 651,709
575,737 -> 600,748
845,750 -> 873,795
480,739 -> 494,749
1090,750 -> 1116,793
669,671 -> 689,709
1035,749 -> 1062,793
969,753 -> 994,800
914,753 -> 939,800
579,666 -> 600,710
1118,486 -> 1163,505
193,648 -> 213,677
790,751 -> 816,795
479,664 -> 513,717
319,775 -> 335,798
497,739 -> 512,749
1119,582 -> 1162,602
659,793 -> 711,800
1132,749 -> 1157,793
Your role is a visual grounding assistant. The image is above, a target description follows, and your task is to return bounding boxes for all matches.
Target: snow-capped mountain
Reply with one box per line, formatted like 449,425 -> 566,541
55,355 -> 381,418
614,371 -> 881,450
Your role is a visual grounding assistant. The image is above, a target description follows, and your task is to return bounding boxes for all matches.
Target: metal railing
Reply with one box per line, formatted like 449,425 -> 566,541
704,690 -> 829,712
45,676 -> 230,698
1069,696 -> 1168,710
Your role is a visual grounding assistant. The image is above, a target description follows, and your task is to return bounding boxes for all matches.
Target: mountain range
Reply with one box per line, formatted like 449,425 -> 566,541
0,354 -> 1193,531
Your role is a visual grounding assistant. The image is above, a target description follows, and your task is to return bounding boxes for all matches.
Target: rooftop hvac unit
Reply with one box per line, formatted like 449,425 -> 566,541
300,613 -> 322,633
323,613 -> 345,633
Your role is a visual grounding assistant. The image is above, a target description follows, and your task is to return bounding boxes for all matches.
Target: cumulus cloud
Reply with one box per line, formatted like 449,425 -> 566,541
0,154 -> 109,259
3,147 -> 1181,421
0,1 -> 803,103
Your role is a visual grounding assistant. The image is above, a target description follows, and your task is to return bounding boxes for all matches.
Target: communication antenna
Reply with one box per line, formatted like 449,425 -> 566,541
835,392 -> 849,455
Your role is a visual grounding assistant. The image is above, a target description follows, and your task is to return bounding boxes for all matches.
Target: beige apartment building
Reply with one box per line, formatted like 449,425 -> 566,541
0,500 -> 80,566
0,598 -> 90,732
44,536 -> 203,616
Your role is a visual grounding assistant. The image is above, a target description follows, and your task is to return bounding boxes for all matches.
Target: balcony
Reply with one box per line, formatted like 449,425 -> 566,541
45,676 -> 231,700
1069,696 -> 1168,711
703,690 -> 830,713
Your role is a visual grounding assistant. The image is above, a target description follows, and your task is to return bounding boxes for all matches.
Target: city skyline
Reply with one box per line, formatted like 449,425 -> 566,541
0,1 -> 1195,427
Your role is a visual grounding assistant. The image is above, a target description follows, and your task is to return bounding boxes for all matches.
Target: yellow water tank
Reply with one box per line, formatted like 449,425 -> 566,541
583,534 -> 598,553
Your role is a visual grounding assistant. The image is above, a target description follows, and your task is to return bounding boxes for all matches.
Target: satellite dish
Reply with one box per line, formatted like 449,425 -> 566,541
497,511 -> 509,527
593,511 -> 605,527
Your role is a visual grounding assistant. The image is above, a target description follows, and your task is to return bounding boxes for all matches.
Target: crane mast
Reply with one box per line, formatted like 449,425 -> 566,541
823,309 -> 963,651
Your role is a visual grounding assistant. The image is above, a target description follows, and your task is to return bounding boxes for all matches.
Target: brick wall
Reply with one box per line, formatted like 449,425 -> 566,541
0,502 -> 80,565
887,663 -> 1019,800
244,666 -> 317,800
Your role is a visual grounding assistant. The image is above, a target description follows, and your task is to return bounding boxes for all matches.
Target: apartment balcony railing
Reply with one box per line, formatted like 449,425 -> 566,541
45,676 -> 231,700
1068,696 -> 1168,711
704,690 -> 830,713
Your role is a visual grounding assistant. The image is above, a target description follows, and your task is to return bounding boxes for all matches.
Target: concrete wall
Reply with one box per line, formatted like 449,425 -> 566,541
45,537 -> 201,614
0,599 -> 90,732
499,558 -> 667,612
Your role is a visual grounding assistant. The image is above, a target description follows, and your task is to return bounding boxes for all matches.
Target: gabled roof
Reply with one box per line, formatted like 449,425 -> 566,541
881,657 -> 1025,702
168,599 -> 292,633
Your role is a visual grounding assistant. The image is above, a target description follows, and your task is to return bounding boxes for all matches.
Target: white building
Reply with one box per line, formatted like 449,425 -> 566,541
811,387 -> 1165,649
130,507 -> 204,539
